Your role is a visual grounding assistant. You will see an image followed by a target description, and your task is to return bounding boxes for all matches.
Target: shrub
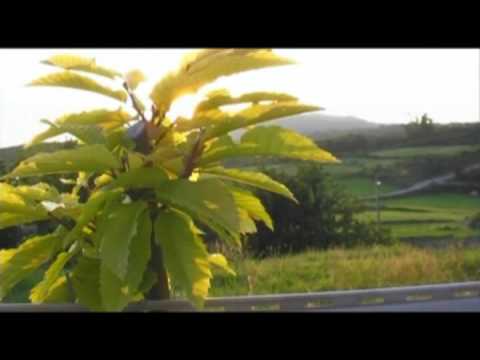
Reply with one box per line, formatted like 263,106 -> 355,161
0,50 -> 338,311
243,165 -> 393,258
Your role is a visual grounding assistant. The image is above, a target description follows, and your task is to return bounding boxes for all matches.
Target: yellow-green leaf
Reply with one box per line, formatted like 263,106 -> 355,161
177,102 -> 321,140
208,254 -> 236,276
154,179 -> 240,245
154,208 -> 212,308
30,251 -> 73,303
29,71 -> 127,102
27,109 -> 132,147
71,256 -> 102,311
41,54 -> 122,79
194,90 -> 299,114
98,202 -> 147,280
200,167 -> 297,203
150,49 -> 294,115
0,187 -> 47,216
230,187 -> 273,231
105,167 -> 168,191
237,207 -> 258,234
0,212 -> 49,231
15,183 -> 61,202
0,233 -> 63,300
42,276 -> 72,304
200,126 -> 339,166
124,210 -> 152,296
99,208 -> 152,311
62,190 -> 122,248
5,145 -> 121,178
125,69 -> 147,90
45,121 -> 107,145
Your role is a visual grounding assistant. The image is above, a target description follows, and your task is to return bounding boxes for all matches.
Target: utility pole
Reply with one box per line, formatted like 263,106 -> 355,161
375,177 -> 382,230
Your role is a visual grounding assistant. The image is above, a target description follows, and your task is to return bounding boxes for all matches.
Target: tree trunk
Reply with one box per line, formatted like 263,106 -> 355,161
147,240 -> 170,300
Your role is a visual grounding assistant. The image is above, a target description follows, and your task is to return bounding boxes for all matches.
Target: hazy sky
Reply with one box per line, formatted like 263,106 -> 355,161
0,49 -> 478,148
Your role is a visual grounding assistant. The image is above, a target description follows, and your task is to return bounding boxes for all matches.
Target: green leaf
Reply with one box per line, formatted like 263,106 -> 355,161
230,187 -> 273,231
99,263 -> 130,312
99,210 -> 152,311
199,126 -> 339,166
208,254 -> 236,276
154,179 -> 240,245
27,109 -> 132,147
71,256 -> 102,311
4,144 -> 121,179
30,251 -> 73,303
63,190 -> 123,248
106,167 -> 168,191
205,134 -> 236,153
29,71 -> 127,102
98,201 -> 148,280
200,167 -> 297,203
154,208 -> 212,307
124,210 -> 152,296
147,146 -> 183,166
150,49 -> 294,115
0,233 -> 63,300
42,276 -> 72,304
137,269 -> 158,294
41,54 -> 122,79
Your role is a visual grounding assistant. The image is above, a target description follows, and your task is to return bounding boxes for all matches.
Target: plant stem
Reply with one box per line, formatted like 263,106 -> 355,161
146,210 -> 170,300
147,240 -> 171,301
181,129 -> 207,179
123,82 -> 147,123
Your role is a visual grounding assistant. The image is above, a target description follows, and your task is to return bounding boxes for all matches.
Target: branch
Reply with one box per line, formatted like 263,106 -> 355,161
123,82 -> 147,123
153,122 -> 175,147
65,272 -> 76,302
181,129 -> 207,179
151,104 -> 159,123
47,210 -> 75,231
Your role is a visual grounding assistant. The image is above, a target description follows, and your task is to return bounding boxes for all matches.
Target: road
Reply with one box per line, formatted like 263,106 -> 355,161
363,162 -> 480,201
316,297 -> 480,312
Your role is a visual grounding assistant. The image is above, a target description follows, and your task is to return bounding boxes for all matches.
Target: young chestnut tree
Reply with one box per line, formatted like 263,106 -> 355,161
0,49 -> 338,311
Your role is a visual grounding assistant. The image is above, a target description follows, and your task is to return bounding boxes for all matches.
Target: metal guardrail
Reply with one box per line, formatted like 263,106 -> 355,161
1,281 -> 480,312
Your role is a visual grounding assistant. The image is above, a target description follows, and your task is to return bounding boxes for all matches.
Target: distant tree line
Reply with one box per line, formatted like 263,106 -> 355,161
319,117 -> 480,156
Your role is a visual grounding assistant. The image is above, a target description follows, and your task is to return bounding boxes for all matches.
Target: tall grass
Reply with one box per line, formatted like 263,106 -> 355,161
210,244 -> 480,297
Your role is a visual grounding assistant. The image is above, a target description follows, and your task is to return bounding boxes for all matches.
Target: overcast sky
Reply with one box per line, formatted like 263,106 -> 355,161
0,48 -> 478,148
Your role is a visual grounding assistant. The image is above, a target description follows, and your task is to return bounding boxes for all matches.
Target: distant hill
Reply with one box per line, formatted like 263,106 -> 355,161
272,112 -> 379,135
232,112 -> 382,140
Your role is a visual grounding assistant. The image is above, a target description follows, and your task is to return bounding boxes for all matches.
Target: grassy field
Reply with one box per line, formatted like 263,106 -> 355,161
335,177 -> 398,197
371,145 -> 480,158
358,192 -> 480,241
386,193 -> 480,210
242,159 -> 480,243
210,244 -> 480,296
